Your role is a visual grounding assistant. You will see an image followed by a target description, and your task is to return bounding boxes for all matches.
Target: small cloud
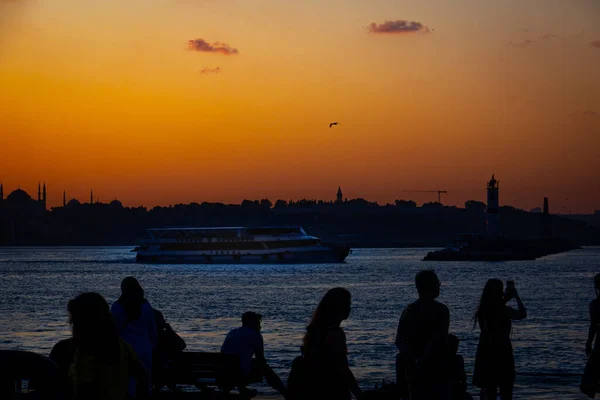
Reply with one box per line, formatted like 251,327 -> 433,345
187,39 -> 239,55
510,33 -> 558,47
199,66 -> 221,74
583,110 -> 597,117
591,40 -> 600,48
510,39 -> 536,47
367,20 -> 431,35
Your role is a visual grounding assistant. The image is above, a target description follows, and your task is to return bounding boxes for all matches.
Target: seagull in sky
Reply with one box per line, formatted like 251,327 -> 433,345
329,122 -> 340,128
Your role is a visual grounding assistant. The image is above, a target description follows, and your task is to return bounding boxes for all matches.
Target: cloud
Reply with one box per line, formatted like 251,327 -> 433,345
591,40 -> 600,48
583,110 -> 597,117
187,39 -> 239,55
367,20 -> 431,34
200,66 -> 221,74
510,33 -> 558,47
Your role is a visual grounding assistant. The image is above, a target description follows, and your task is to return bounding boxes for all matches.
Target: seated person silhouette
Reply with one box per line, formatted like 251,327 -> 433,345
448,334 -> 473,400
152,308 -> 186,392
221,312 -> 287,398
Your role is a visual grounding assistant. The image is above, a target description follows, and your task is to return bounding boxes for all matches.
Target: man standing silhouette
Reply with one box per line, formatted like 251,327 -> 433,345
395,270 -> 450,400
221,312 -> 287,399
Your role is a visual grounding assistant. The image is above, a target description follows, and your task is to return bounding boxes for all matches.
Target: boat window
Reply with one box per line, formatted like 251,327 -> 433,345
246,227 -> 303,236
158,238 -> 319,251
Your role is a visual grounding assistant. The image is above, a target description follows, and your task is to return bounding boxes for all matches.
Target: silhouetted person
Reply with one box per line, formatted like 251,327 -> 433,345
49,336 -> 77,398
472,280 -> 526,400
586,274 -> 600,356
111,277 -> 157,396
68,292 -> 149,400
295,287 -> 362,400
152,308 -> 186,392
581,273 -> 600,398
396,269 -> 450,400
448,334 -> 473,400
221,311 -> 287,398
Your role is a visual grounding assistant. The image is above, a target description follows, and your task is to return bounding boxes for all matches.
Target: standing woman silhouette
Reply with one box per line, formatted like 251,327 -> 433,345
299,287 -> 362,400
472,279 -> 526,400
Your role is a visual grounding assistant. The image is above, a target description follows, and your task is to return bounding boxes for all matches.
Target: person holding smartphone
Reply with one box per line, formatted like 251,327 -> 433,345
472,279 -> 527,400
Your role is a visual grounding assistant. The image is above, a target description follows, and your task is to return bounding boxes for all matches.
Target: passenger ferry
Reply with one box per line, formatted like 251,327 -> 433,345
135,226 -> 350,264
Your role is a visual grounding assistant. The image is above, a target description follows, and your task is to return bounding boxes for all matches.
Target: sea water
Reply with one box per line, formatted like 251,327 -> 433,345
1,246 -> 598,399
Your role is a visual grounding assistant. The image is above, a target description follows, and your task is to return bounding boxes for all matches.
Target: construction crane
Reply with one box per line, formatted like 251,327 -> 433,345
401,190 -> 448,204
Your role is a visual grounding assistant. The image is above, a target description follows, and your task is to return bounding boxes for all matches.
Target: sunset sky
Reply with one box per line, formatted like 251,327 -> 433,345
1,0 -> 599,212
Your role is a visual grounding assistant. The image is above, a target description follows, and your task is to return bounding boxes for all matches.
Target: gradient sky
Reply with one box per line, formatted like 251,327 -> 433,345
1,0 -> 599,212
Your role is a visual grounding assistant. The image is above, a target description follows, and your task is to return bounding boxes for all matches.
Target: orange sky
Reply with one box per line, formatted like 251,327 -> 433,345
1,0 -> 599,212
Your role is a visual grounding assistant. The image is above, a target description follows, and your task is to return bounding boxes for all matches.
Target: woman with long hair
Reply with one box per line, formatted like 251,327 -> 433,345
472,279 -> 526,400
298,287 -> 362,400
68,292 -> 148,400
111,277 -> 157,395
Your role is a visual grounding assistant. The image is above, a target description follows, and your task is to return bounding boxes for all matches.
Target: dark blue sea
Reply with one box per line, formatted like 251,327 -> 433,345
1,246 -> 598,399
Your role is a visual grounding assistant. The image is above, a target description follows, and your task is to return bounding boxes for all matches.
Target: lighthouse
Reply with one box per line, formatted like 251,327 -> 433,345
486,175 -> 501,236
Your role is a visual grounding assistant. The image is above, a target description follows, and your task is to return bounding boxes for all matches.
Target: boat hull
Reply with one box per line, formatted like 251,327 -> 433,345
136,246 -> 350,264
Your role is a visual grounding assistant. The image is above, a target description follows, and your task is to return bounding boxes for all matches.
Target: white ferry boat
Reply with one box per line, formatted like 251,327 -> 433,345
135,226 -> 350,264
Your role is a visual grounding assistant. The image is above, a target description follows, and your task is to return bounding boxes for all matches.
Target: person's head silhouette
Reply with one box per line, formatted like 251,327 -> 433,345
594,273 -> 600,296
121,276 -> 144,299
68,292 -> 119,361
415,270 -> 440,300
480,279 -> 504,307
311,287 -> 352,327
118,276 -> 146,321
241,312 -> 262,333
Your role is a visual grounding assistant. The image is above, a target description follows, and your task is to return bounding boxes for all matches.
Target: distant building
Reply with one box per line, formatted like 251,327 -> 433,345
336,186 -> 343,204
0,182 -> 47,216
486,175 -> 501,236
530,207 -> 542,213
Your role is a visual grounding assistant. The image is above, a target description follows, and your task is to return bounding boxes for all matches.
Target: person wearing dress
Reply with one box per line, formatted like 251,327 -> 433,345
472,279 -> 526,400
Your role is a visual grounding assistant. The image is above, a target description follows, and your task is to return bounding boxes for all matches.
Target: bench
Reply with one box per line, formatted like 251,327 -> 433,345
154,351 -> 243,398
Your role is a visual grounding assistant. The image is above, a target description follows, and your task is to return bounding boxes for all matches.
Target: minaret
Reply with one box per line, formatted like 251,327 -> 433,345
542,197 -> 552,239
63,190 -> 66,207
486,174 -> 500,236
0,182 -> 3,201
42,182 -> 47,210
336,186 -> 343,203
90,190 -> 93,204
38,182 -> 41,201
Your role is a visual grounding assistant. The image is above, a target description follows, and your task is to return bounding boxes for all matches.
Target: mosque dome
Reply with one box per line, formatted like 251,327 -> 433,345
66,199 -> 81,208
109,199 -> 123,208
7,189 -> 32,203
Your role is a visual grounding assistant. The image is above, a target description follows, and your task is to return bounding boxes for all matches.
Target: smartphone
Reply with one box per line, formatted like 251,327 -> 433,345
506,280 -> 515,291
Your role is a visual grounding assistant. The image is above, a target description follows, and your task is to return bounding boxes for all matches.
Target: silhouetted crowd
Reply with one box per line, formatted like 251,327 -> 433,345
6,271 -> 600,400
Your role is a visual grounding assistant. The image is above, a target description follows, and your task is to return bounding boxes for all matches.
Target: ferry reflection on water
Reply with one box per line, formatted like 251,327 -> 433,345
135,226 -> 350,264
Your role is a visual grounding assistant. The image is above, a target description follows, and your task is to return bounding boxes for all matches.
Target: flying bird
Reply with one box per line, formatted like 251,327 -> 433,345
329,122 -> 340,128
